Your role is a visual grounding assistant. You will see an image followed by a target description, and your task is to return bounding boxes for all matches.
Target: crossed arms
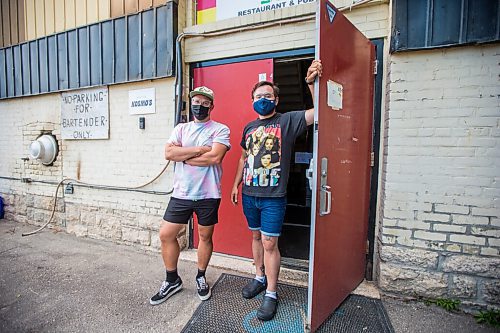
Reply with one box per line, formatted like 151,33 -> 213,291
165,142 -> 228,166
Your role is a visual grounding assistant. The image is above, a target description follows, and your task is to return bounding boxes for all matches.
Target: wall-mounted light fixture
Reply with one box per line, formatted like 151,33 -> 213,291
29,134 -> 58,165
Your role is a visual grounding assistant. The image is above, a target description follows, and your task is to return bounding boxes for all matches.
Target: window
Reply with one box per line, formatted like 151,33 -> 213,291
391,0 -> 499,52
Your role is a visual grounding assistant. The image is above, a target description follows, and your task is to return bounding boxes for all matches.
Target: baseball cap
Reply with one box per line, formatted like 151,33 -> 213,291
189,86 -> 214,101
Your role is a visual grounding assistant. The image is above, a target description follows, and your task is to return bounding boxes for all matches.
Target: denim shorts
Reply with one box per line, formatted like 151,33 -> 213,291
241,194 -> 287,237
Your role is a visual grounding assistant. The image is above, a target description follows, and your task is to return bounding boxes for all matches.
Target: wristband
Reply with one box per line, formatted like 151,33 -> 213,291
305,77 -> 314,85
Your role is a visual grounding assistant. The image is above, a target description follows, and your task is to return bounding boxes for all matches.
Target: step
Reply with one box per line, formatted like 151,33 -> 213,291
179,249 -> 380,299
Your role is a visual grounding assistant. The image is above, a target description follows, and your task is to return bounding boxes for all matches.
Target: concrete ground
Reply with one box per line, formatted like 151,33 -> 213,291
0,219 -> 496,333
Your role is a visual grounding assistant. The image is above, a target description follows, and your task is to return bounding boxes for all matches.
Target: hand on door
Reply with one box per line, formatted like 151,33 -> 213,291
305,59 -> 323,84
305,59 -> 323,126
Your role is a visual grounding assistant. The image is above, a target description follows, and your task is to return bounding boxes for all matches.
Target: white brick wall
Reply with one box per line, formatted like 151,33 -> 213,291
379,43 -> 500,308
0,78 -> 178,248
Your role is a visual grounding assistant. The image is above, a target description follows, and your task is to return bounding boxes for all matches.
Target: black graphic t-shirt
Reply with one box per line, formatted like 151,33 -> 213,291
240,111 -> 307,198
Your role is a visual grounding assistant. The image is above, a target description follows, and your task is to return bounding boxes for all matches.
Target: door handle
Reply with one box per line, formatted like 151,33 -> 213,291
320,185 -> 332,216
306,158 -> 314,191
319,158 -> 332,216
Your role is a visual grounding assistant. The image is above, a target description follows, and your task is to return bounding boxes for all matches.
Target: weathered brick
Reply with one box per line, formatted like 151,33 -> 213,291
66,222 -> 88,237
414,231 -> 447,242
488,238 -> 500,247
444,244 -> 462,252
442,255 -> 500,278
396,237 -> 433,249
480,247 -> 499,256
379,262 -> 448,298
382,228 -> 412,239
420,213 -> 450,223
471,207 -> 500,218
384,209 -> 413,219
380,246 -> 438,269
433,224 -> 467,233
435,204 -> 469,215
462,245 -> 481,255
482,279 -> 500,305
471,226 -> 499,237
381,235 -> 397,245
449,234 -> 486,246
453,215 -> 489,225
450,275 -> 477,298
121,227 -> 150,246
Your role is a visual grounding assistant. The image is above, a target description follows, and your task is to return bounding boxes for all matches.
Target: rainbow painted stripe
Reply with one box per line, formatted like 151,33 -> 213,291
196,0 -> 216,24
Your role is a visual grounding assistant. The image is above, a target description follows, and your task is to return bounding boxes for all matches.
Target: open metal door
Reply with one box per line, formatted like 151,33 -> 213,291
307,1 -> 375,331
192,60 -> 274,258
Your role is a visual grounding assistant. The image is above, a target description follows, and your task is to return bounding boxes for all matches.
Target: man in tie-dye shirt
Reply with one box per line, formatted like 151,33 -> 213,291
150,86 -> 231,306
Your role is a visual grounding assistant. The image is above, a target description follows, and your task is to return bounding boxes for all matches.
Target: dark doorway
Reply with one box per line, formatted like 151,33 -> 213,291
274,57 -> 314,269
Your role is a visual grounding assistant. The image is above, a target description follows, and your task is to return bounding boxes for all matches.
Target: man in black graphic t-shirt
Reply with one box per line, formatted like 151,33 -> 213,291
231,60 -> 322,321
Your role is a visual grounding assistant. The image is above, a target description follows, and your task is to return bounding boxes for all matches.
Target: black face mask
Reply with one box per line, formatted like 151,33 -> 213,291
191,105 -> 210,120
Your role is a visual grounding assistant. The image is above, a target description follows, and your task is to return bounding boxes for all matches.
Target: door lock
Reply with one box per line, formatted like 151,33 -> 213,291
319,158 -> 332,216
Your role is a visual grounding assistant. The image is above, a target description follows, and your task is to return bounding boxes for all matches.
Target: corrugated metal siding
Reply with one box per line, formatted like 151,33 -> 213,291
0,3 -> 177,100
392,0 -> 500,52
21,0 -> 167,42
0,0 -> 25,47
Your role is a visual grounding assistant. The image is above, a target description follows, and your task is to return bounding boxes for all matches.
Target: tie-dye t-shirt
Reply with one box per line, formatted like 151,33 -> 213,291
240,111 -> 306,198
168,120 -> 231,200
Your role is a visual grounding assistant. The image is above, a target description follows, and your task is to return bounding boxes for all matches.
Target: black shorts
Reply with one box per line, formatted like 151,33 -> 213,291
163,197 -> 221,226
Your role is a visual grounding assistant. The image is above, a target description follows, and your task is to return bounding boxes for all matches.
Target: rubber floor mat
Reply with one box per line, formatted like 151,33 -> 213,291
181,273 -> 394,333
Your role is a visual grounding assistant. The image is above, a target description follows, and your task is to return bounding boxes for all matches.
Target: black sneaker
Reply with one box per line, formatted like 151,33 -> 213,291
196,275 -> 211,301
242,277 -> 267,299
149,277 -> 183,305
257,295 -> 278,321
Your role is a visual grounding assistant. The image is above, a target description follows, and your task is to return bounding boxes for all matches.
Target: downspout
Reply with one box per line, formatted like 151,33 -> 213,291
175,34 -> 184,126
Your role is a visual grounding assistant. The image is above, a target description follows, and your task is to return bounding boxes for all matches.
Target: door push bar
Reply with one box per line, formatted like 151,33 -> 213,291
306,158 -> 332,216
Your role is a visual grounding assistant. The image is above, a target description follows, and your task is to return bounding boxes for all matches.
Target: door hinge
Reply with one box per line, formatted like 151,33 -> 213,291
370,152 -> 375,167
366,240 -> 370,254
373,60 -> 378,75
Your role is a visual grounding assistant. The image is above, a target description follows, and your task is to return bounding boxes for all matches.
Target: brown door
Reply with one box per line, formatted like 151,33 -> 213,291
192,59 -> 274,258
307,1 -> 375,331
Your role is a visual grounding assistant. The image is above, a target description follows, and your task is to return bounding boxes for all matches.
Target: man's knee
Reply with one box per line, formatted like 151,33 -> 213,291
159,223 -> 181,243
252,231 -> 262,241
198,226 -> 214,243
198,232 -> 213,243
262,235 -> 278,251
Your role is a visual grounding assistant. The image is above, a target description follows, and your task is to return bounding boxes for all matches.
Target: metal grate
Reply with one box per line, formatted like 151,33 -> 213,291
182,274 -> 394,333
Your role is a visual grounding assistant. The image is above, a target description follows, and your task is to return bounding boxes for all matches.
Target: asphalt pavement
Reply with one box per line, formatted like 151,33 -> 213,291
0,219 -> 496,333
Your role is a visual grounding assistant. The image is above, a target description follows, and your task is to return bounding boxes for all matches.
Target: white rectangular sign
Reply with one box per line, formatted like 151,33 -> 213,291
327,80 -> 343,110
61,87 -> 109,140
215,0 -> 317,21
129,88 -> 156,115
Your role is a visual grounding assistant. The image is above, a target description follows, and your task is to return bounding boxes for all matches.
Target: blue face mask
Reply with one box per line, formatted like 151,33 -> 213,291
253,98 -> 276,116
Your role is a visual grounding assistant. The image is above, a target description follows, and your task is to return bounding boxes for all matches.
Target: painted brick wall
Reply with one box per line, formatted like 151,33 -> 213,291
183,2 -> 388,63
0,78 -> 178,251
379,44 -> 500,309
